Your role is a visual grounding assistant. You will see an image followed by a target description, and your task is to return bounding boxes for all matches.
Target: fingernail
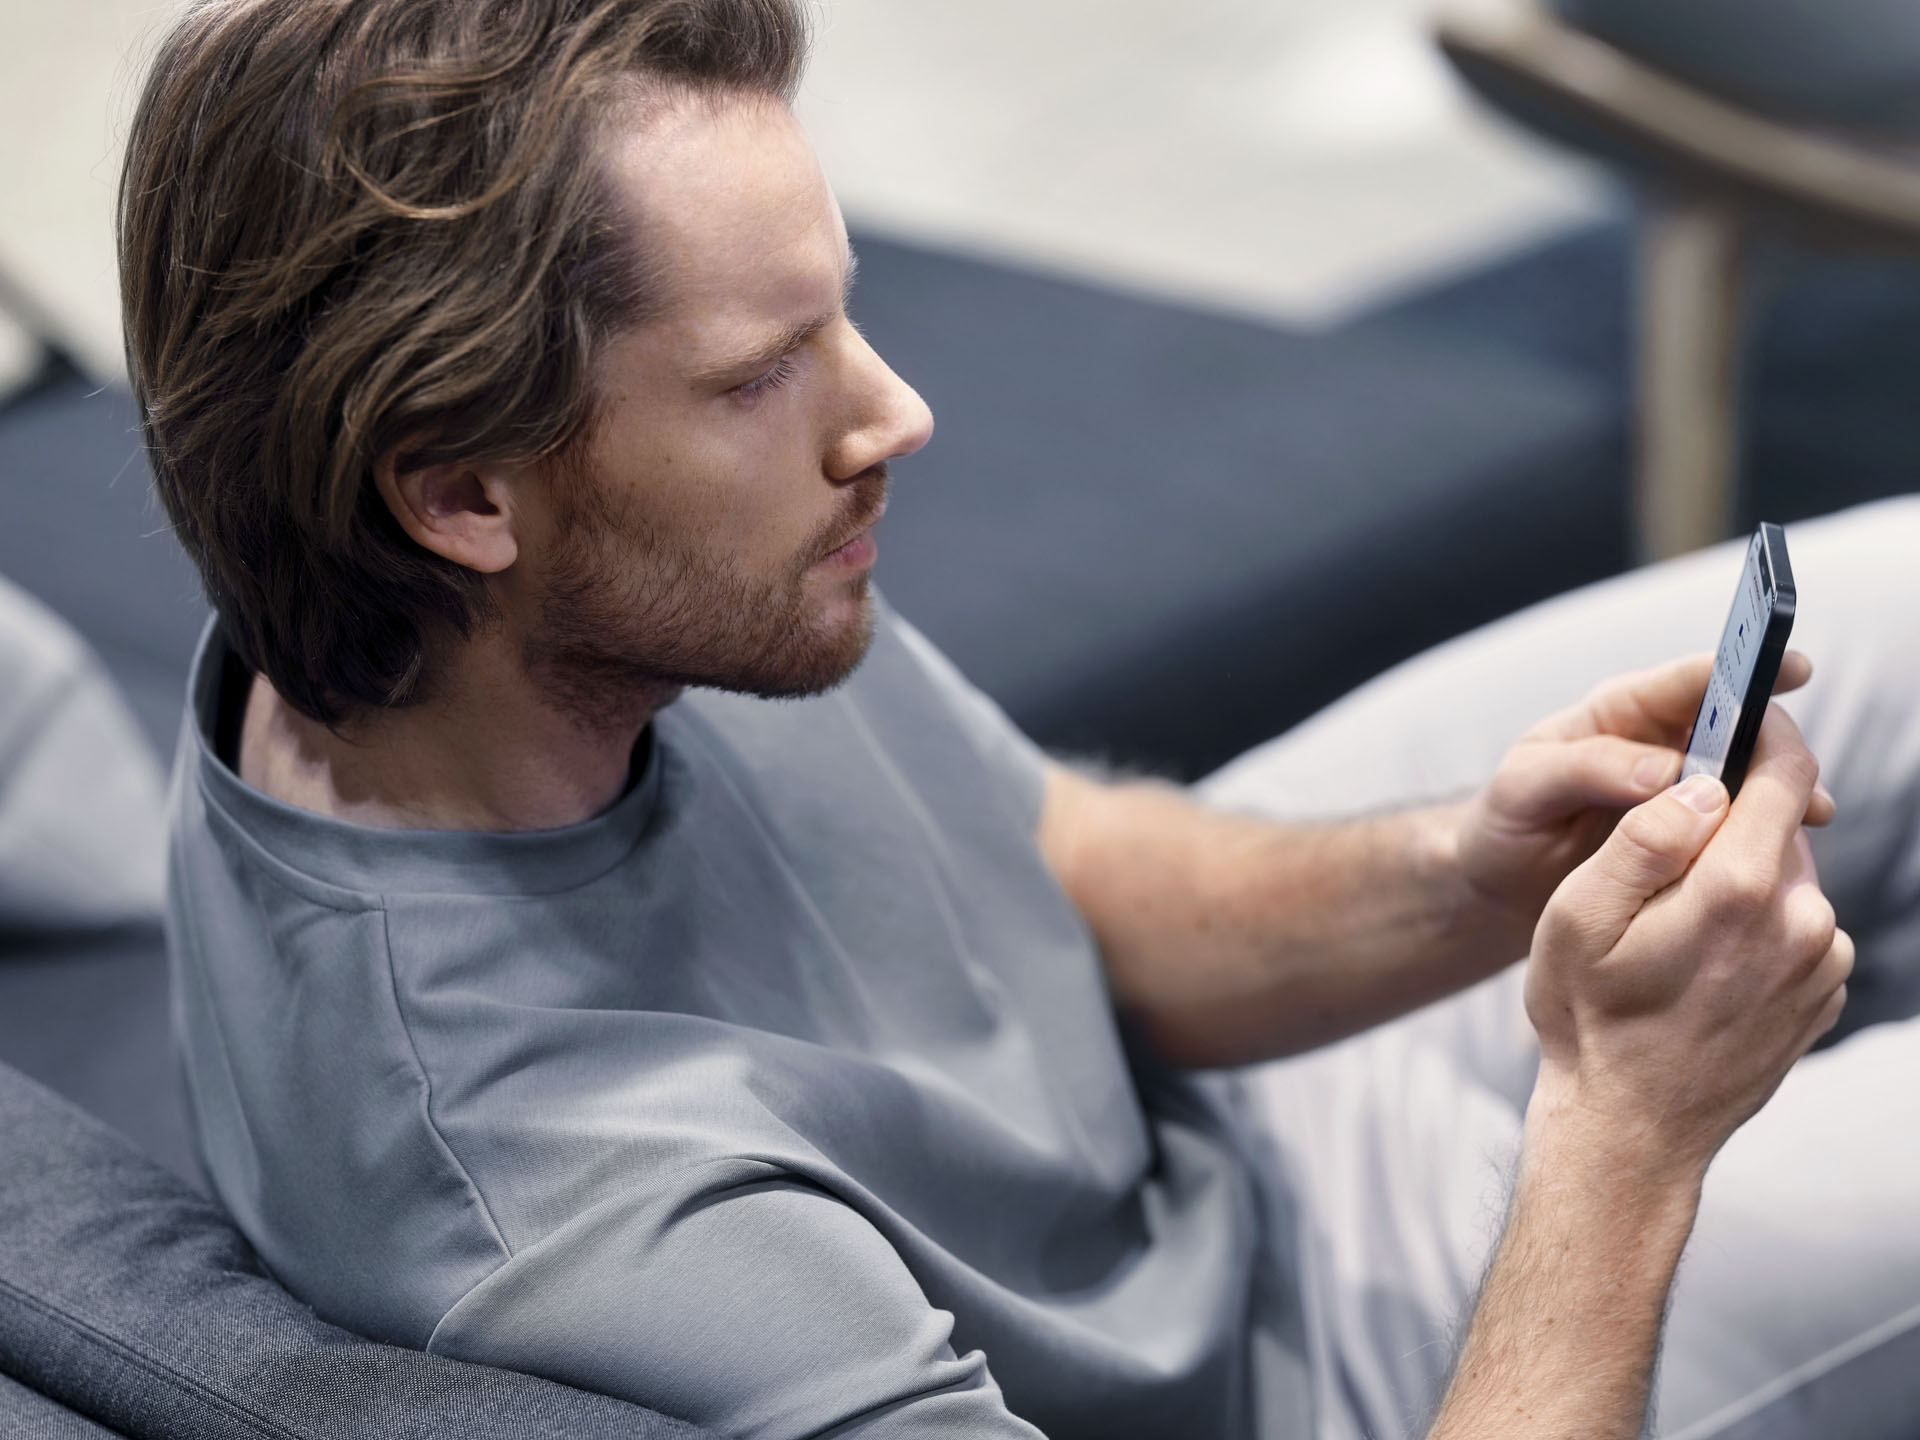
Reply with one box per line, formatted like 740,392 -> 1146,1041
1634,752 -> 1677,790
1815,783 -> 1836,810
1673,773 -> 1726,813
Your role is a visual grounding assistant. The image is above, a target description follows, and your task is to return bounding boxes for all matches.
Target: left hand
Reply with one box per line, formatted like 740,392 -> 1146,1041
1456,650 -> 1832,936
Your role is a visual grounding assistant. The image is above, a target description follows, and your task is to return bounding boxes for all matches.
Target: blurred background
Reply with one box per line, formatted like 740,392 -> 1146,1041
3,9 -> 1919,1427
4,0 -> 1920,1188
4,0 -> 1920,786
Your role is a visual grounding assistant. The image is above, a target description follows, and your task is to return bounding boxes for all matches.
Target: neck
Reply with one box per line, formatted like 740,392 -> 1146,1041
236,630 -> 676,832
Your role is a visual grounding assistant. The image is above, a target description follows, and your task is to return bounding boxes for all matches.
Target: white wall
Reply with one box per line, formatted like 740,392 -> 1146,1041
0,0 -> 1608,389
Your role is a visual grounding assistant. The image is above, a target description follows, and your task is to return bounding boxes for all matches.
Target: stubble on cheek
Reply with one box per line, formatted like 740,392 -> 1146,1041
518,460 -> 885,731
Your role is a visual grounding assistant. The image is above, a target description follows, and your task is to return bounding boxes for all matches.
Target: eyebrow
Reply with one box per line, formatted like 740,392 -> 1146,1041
692,245 -> 861,388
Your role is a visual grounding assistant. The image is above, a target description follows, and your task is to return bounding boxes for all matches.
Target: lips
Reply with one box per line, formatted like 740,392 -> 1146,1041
818,495 -> 887,566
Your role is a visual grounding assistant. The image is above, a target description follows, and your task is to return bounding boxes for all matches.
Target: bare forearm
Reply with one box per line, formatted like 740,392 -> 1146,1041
1432,1099 -> 1704,1440
1040,768 -> 1529,1066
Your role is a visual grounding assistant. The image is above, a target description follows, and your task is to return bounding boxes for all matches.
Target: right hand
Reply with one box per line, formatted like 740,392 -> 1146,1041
1523,702 -> 1853,1175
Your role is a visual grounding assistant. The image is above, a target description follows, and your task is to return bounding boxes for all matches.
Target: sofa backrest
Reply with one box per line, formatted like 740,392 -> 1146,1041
0,1059 -> 716,1440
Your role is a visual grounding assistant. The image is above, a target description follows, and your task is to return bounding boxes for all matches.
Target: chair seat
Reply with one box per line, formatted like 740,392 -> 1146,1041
1553,0 -> 1920,138
1439,0 -> 1920,250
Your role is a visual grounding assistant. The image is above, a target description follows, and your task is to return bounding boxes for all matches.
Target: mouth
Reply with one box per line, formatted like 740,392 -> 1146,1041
814,493 -> 888,571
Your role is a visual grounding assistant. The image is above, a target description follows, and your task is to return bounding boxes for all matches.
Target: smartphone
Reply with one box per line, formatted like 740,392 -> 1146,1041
1679,522 -> 1796,798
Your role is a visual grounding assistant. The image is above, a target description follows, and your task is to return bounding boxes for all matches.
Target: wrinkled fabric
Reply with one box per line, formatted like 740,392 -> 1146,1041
0,1372 -> 123,1439
0,1058 -> 713,1439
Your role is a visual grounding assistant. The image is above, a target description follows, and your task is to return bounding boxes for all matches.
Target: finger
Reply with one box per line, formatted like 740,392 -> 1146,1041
1493,735 -> 1684,822
1804,783 -> 1836,828
1783,825 -> 1820,891
1551,654 -> 1713,747
1548,650 -> 1812,747
1801,981 -> 1849,1051
1560,773 -> 1730,945
1774,649 -> 1813,696
1717,705 -> 1821,868
1781,862 -> 1837,981
1778,928 -> 1853,1062
1826,926 -> 1857,991
1795,929 -> 1855,1035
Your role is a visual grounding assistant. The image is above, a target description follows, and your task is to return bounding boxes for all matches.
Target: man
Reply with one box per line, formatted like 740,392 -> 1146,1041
123,0 -> 1920,1436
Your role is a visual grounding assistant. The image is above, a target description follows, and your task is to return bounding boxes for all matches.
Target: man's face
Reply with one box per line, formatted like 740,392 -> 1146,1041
514,88 -> 934,722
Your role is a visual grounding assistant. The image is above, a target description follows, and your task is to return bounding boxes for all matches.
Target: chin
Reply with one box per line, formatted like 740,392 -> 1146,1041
527,539 -> 881,714
777,573 -> 876,696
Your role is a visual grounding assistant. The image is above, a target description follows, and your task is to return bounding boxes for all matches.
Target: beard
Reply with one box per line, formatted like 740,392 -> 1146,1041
522,462 -> 889,733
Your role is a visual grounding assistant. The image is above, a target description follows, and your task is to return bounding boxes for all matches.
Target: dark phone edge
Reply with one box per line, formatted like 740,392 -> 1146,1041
1721,523 -> 1797,799
1761,520 -> 1796,606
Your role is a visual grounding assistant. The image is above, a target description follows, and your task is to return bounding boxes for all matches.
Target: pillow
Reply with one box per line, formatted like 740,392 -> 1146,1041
0,575 -> 165,933
0,1060 -> 712,1440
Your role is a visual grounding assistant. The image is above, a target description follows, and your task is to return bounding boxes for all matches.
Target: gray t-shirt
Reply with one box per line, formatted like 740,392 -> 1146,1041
167,605 -> 1310,1439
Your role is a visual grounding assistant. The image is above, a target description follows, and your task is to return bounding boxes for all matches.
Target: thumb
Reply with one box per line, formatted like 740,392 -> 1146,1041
1576,772 -> 1729,934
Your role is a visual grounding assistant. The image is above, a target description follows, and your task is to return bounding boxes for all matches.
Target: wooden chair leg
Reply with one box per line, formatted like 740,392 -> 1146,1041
1635,189 -> 1745,562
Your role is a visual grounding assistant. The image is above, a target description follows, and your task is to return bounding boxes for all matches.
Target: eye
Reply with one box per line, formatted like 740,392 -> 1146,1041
734,354 -> 799,399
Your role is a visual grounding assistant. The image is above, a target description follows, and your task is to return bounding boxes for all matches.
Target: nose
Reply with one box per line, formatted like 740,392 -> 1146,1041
825,325 -> 934,483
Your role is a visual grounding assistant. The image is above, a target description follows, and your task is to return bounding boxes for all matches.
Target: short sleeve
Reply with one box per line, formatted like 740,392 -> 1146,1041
883,612 -> 1050,831
427,1160 -> 1046,1440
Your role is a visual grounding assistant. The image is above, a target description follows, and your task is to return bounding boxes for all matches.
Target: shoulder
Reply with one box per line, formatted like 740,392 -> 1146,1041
673,596 -> 1049,832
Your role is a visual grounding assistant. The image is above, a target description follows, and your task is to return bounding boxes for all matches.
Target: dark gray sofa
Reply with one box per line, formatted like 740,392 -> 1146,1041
0,1062 -> 710,1440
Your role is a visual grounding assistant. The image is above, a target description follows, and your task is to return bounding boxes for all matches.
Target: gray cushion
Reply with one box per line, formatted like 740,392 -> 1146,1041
0,379 -> 206,763
0,926 -> 194,1184
855,237 -> 1627,776
0,1059 -> 714,1440
0,1373 -> 122,1439
0,574 -> 165,933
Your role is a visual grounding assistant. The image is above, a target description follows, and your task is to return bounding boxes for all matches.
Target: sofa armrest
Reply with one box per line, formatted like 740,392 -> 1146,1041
0,1060 -> 715,1440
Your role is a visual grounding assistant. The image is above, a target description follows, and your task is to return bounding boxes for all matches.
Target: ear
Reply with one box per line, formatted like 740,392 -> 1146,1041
374,444 -> 523,575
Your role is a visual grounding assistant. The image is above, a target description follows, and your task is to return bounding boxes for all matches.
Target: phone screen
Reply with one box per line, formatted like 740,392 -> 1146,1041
1681,531 -> 1773,785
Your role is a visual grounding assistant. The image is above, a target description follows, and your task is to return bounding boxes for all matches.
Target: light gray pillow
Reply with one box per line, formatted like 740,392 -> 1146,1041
0,573 -> 165,932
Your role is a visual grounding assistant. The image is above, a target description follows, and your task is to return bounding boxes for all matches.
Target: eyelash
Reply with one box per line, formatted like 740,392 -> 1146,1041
735,354 -> 799,399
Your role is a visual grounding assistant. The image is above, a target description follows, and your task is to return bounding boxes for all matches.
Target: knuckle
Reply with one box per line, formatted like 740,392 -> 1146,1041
1612,804 -> 1683,869
1701,865 -> 1773,918
1534,894 -> 1571,950
1759,713 -> 1819,783
1786,892 -> 1837,959
1537,886 -> 1597,954
1830,928 -> 1858,982
1819,984 -> 1848,1035
1614,801 -> 1665,845
1760,698 -> 1805,740
1780,746 -> 1820,792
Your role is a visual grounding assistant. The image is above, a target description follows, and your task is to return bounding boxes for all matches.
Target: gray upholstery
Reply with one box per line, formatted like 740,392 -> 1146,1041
0,1059 -> 714,1440
851,238 -> 1628,777
0,574 -> 165,933
0,1373 -> 122,1439
0,373 -> 205,763
0,925 -> 191,1184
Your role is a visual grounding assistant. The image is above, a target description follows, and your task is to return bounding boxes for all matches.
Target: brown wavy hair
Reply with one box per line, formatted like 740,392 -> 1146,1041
119,0 -> 809,722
